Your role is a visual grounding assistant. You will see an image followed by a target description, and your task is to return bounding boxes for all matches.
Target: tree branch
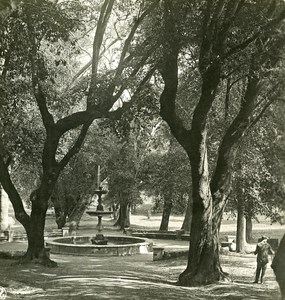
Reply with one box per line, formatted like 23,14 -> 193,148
89,0 -> 115,96
111,46 -> 156,106
219,0 -> 246,41
247,98 -> 275,132
72,38 -> 120,83
210,69 -> 260,196
225,6 -> 285,58
107,66 -> 156,120
159,0 -> 190,149
25,9 -> 55,131
58,119 -> 94,170
55,110 -> 102,134
0,148 -> 30,228
114,0 -> 159,80
247,81 -> 284,131
33,82 -> 55,130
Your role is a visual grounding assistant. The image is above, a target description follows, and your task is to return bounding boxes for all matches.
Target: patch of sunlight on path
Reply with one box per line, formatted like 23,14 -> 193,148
1,252 -> 281,300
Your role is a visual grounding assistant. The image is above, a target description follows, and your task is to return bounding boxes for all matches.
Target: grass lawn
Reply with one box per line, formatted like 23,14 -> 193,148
129,213 -> 285,241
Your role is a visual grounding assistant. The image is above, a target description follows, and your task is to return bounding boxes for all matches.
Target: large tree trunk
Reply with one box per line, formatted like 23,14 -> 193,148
178,131 -> 228,286
236,198 -> 246,252
246,215 -> 253,242
159,196 -> 173,231
24,209 -> 51,264
181,196 -> 193,233
0,156 -> 56,266
179,202 -> 223,286
272,234 -> 285,300
19,187 -> 57,267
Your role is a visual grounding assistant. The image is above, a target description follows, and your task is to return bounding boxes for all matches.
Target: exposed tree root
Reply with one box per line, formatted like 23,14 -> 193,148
12,248 -> 58,268
178,269 -> 231,287
14,256 -> 58,268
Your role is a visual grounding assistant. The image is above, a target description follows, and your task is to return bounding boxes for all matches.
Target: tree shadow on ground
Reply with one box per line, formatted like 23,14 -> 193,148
0,253 -> 281,300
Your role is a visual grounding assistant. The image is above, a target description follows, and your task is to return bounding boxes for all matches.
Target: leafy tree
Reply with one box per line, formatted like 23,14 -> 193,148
51,125 -> 118,229
158,139 -> 191,231
0,0 -> 157,266
105,93 -> 160,229
153,0 -> 285,285
142,134 -> 191,231
107,140 -> 139,229
230,122 -> 285,250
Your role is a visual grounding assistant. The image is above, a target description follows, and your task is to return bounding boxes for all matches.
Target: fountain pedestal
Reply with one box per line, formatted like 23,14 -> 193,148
86,187 -> 112,244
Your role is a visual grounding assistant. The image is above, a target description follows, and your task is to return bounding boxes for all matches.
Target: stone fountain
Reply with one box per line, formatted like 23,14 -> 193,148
46,167 -> 152,256
85,186 -> 112,245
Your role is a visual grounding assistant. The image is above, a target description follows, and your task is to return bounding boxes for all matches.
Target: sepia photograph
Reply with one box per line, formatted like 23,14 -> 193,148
0,0 -> 285,299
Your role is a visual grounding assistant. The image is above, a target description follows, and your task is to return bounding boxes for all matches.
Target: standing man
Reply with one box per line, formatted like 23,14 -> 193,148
254,236 -> 274,284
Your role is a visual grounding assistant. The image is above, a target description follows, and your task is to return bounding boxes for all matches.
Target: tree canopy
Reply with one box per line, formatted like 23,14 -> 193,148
0,0 -> 158,266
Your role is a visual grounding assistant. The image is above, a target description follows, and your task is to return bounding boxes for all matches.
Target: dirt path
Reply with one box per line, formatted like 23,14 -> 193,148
0,252 -> 281,300
1,212 -> 283,299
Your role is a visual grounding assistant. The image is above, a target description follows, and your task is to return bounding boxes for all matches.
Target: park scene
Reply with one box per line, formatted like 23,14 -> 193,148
0,0 -> 285,299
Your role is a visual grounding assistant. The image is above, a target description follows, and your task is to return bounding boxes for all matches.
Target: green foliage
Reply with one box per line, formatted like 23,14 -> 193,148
228,111 -> 285,223
0,0 -> 94,202
106,140 -> 141,207
141,135 -> 191,215
52,124 -> 119,215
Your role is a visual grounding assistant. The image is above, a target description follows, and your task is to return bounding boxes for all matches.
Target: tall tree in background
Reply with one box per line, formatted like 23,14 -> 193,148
143,135 -> 191,232
156,0 -> 285,285
0,0 -> 157,266
231,123 -> 285,250
51,125 -> 118,229
105,90 -> 160,229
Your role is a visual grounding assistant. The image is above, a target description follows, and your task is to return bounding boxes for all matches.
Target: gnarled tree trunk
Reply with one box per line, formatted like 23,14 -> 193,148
19,184 -> 58,267
178,129 -> 228,286
24,206 -> 53,266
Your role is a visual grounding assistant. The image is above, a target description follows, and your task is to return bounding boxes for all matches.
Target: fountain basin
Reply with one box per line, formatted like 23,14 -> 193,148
46,235 -> 153,256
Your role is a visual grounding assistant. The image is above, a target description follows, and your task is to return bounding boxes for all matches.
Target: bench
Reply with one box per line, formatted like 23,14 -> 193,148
220,235 -> 236,251
0,230 -> 14,242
